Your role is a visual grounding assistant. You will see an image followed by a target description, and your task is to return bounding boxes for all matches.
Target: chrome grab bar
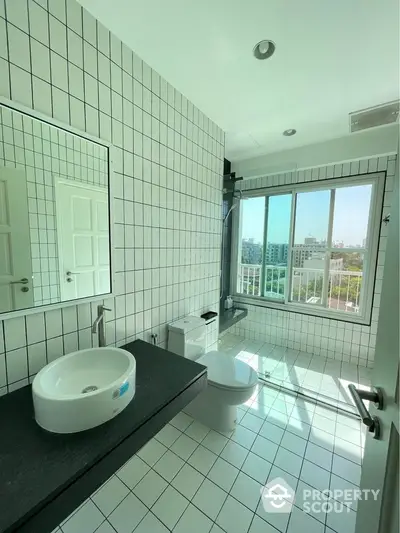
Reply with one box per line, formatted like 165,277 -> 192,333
348,384 -> 383,439
10,278 -> 29,285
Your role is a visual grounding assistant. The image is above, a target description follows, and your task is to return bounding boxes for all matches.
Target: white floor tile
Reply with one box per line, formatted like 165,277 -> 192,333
152,486 -> 189,529
300,460 -> 330,492
249,515 -> 281,533
259,420 -> 284,444
335,422 -> 362,447
286,418 -> 312,440
137,438 -> 167,466
170,433 -> 199,460
314,405 -> 337,422
326,504 -> 357,533
266,466 -> 298,495
185,420 -> 210,443
117,456 -> 150,489
247,400 -> 271,420
133,470 -> 168,507
155,424 -> 182,447
230,472 -> 262,512
134,512 -> 169,533
54,345 -> 368,533
336,413 -> 361,431
192,478 -> 228,520
173,503 -> 213,533
216,495 -> 253,533
188,444 -> 218,475
210,525 -> 225,533
170,412 -> 194,432
280,431 -> 307,457
94,523 -> 114,533
309,427 -> 335,452
240,412 -> 264,433
108,493 -> 147,533
274,447 -> 303,478
287,502 -> 324,533
295,480 -> 327,524
251,435 -> 278,463
256,498 -> 290,533
312,413 -> 335,435
332,455 -> 362,485
153,449 -> 185,482
272,398 -> 294,417
241,452 -> 272,485
256,388 -> 278,405
220,440 -> 248,469
266,408 -> 290,429
62,501 -> 104,533
91,476 -> 129,517
207,457 -> 240,492
201,430 -> 229,455
231,424 -> 257,449
334,436 -> 363,465
330,474 -> 359,511
171,463 -> 205,499
305,441 -> 333,471
291,404 -> 314,423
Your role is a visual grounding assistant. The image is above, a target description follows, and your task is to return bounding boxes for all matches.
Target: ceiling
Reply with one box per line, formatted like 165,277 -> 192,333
78,0 -> 400,162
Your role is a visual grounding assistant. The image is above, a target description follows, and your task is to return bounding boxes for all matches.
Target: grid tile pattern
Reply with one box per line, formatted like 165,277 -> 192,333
0,0 -> 224,394
233,155 -> 396,367
0,104 -> 108,306
52,380 -> 365,533
219,333 -> 371,409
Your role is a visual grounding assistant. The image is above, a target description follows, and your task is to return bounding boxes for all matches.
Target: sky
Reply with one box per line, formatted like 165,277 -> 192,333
241,184 -> 372,247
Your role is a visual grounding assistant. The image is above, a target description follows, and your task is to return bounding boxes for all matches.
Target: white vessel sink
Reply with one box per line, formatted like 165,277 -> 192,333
32,347 -> 136,434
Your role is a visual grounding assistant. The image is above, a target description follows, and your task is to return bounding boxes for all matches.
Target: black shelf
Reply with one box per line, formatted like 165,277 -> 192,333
219,307 -> 248,333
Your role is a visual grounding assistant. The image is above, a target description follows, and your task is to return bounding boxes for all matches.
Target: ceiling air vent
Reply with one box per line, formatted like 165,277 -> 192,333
349,101 -> 399,133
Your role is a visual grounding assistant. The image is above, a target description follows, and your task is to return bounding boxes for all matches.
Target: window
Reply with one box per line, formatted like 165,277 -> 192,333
234,174 -> 384,322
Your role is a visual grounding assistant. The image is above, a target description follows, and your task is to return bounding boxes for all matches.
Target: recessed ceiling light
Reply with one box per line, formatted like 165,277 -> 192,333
283,128 -> 297,136
253,40 -> 276,60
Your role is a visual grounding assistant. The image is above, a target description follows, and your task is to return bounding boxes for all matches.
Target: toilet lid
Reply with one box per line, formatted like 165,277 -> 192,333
198,351 -> 258,390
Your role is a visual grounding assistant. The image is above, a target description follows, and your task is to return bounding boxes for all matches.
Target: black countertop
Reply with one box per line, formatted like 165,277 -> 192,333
0,340 -> 207,533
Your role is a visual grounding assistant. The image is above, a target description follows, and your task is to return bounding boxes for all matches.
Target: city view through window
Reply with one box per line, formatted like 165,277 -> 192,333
238,183 -> 372,315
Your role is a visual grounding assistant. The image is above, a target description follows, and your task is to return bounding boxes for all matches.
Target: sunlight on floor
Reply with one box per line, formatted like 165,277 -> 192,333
219,333 -> 372,410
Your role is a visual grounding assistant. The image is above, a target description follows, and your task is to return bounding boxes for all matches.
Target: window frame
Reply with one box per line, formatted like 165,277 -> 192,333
230,172 -> 385,325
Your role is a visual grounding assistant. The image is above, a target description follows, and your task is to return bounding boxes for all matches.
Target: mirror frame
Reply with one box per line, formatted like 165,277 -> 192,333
0,96 -> 116,320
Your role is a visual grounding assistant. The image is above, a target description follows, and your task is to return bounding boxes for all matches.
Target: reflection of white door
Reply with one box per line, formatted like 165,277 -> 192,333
355,166 -> 399,532
55,180 -> 110,301
0,167 -> 33,312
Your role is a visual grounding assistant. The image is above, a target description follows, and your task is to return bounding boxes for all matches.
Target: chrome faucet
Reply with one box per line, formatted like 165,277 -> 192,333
92,305 -> 111,347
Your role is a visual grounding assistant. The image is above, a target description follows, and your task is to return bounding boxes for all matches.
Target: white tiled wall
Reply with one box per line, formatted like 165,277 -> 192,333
0,0 -> 224,395
230,155 -> 397,368
0,105 -> 108,306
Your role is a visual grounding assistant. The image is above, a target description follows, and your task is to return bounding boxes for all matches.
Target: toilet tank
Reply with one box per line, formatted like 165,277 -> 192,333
168,316 -> 206,360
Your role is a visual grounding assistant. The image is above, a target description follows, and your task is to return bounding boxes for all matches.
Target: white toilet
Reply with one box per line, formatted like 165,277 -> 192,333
168,316 -> 258,432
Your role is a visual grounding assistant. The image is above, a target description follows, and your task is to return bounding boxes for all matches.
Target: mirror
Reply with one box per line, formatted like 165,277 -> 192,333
0,103 -> 111,314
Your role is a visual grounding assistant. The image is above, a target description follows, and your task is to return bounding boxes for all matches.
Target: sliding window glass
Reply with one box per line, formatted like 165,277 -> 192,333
290,189 -> 331,306
238,197 -> 265,296
264,194 -> 292,300
237,194 -> 291,300
234,174 -> 383,323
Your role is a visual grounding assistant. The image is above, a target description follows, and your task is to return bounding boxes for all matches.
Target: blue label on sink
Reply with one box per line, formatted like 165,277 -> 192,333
112,382 -> 129,399
119,382 -> 129,397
